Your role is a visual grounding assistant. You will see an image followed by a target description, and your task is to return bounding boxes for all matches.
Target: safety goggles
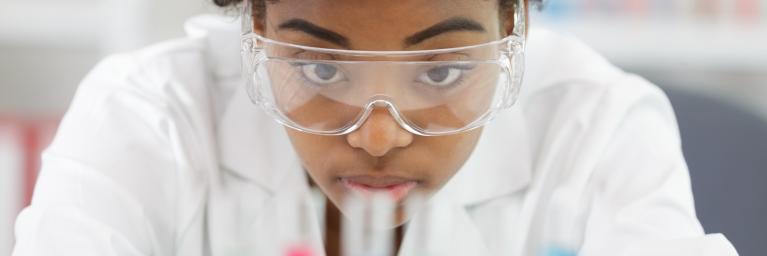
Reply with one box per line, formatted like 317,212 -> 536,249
241,0 -> 528,136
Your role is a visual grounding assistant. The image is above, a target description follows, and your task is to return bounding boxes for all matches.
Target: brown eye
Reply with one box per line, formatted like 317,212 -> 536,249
417,66 -> 464,87
300,63 -> 344,84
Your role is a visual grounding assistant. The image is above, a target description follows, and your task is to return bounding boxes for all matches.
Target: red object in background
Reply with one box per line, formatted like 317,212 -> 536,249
625,0 -> 650,16
21,122 -> 41,208
1,116 -> 60,254
735,0 -> 761,23
0,116 -> 60,209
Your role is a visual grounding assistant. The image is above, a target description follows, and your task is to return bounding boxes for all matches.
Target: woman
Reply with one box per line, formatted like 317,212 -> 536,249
13,0 -> 737,255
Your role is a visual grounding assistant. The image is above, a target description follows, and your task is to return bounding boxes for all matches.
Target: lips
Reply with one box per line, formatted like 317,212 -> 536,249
340,176 -> 418,203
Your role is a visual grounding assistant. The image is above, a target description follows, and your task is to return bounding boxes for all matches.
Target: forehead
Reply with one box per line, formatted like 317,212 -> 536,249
266,0 -> 500,24
264,0 -> 502,50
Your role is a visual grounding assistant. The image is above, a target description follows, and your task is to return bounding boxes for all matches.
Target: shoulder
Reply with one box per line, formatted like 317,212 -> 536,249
73,15 -> 242,130
51,34 -> 219,176
79,36 -> 210,108
512,28 -> 682,187
21,37 -> 216,256
520,28 -> 675,138
50,33 -> 223,178
63,33 -> 223,146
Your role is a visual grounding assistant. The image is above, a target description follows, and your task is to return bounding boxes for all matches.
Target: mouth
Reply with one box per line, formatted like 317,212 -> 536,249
339,175 -> 419,203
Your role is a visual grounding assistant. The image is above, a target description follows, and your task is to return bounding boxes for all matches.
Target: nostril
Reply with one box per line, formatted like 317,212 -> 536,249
395,128 -> 414,147
346,131 -> 362,149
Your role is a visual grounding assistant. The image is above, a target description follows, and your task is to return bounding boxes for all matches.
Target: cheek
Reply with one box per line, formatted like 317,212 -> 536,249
285,129 -> 348,196
417,129 -> 483,187
285,129 -> 337,180
432,129 -> 482,162
285,129 -> 336,167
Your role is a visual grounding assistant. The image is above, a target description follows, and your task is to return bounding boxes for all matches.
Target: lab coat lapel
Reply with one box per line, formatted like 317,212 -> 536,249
184,15 -> 306,193
196,15 -> 330,256
216,84 -> 306,193
211,83 -> 323,256
212,44 -> 314,255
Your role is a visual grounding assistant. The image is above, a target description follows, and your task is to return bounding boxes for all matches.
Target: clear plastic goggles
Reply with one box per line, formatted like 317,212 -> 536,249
241,0 -> 528,136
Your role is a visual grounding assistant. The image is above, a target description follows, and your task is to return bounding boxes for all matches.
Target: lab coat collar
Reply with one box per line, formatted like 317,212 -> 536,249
216,84 -> 308,194
187,15 -> 310,193
184,15 -> 242,79
199,14 -> 533,204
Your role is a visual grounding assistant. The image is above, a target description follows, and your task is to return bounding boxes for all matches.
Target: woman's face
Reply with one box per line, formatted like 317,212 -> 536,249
254,0 -> 517,223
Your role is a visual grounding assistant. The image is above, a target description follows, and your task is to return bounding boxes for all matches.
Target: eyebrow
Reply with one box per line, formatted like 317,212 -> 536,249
278,19 -> 351,48
404,17 -> 486,46
276,17 -> 486,49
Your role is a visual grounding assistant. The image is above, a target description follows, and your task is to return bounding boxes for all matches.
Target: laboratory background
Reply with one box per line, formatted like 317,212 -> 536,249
1,0 -> 766,255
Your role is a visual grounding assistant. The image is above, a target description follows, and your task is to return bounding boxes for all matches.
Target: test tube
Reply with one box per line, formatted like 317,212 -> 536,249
540,190 -> 583,256
399,193 -> 453,256
342,192 -> 395,256
274,191 -> 322,256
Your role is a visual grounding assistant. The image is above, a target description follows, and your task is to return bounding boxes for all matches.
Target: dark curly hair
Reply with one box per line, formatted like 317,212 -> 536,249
213,0 -> 269,20
213,0 -> 519,21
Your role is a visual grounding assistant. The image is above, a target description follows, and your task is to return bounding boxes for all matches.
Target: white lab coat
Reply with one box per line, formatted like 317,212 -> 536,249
12,15 -> 738,256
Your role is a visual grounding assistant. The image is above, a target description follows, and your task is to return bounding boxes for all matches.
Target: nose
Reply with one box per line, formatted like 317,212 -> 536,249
346,108 -> 414,157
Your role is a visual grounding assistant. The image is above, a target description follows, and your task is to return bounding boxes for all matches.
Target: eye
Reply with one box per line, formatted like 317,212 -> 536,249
300,63 -> 345,85
417,66 -> 466,87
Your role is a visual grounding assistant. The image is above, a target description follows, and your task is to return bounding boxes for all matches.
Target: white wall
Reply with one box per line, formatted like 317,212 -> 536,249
0,0 -> 218,115
533,0 -> 767,121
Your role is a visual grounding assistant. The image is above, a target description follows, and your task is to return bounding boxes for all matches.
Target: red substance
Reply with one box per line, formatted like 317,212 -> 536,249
284,244 -> 315,256
21,122 -> 40,207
